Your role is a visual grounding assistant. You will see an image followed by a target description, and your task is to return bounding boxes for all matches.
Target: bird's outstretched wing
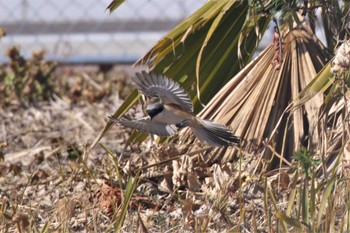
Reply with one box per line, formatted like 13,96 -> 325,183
109,116 -> 177,137
132,71 -> 193,112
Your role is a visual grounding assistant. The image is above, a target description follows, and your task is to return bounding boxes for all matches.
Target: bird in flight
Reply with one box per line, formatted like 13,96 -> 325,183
109,71 -> 240,147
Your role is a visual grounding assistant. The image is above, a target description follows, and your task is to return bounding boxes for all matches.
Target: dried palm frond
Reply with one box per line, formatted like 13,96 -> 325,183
178,28 -> 331,168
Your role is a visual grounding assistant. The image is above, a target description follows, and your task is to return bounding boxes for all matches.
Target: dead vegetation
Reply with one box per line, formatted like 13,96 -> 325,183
1,34 -> 350,232
0,50 -> 142,232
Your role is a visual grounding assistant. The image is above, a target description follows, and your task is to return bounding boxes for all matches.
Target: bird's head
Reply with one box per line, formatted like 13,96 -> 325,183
146,102 -> 164,119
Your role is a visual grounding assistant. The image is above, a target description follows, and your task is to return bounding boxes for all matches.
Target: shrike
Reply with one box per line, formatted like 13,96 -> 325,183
109,71 -> 240,147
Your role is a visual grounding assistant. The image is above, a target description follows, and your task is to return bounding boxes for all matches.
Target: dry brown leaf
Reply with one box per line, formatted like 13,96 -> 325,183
187,172 -> 201,192
12,213 -> 30,232
171,154 -> 202,191
95,181 -> 122,217
212,164 -> 234,191
271,171 -> 290,192
182,198 -> 195,226
8,162 -> 22,176
57,198 -> 76,220
158,173 -> 173,193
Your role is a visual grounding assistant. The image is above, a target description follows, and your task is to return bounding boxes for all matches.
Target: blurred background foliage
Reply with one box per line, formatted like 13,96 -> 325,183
0,47 -> 56,107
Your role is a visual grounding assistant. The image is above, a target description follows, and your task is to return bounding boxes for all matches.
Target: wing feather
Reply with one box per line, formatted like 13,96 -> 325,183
132,71 -> 193,112
110,117 -> 177,137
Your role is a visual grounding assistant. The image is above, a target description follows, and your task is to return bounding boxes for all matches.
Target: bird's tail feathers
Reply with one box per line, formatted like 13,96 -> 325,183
191,120 -> 240,147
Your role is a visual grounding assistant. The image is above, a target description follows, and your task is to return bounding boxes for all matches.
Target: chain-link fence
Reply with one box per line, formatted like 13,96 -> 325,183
0,0 -> 204,64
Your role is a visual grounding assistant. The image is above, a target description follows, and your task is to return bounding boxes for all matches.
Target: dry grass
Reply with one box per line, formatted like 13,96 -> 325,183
1,56 -> 350,232
0,64 -> 142,232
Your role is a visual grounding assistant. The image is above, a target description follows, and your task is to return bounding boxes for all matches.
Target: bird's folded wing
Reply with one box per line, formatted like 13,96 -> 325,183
112,117 -> 177,137
132,71 -> 193,112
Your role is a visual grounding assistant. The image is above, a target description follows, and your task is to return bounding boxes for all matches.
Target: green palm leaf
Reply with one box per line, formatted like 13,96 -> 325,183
91,0 -> 270,149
